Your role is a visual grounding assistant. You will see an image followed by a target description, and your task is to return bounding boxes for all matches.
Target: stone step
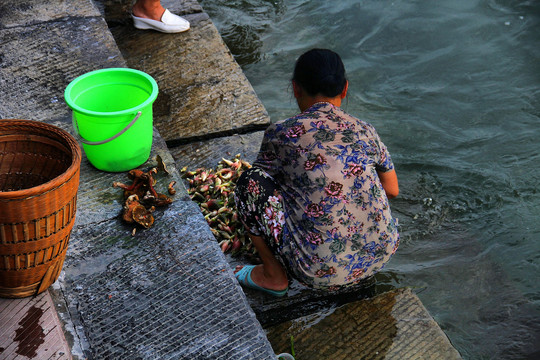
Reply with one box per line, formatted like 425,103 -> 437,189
96,0 -> 271,144
266,288 -> 462,360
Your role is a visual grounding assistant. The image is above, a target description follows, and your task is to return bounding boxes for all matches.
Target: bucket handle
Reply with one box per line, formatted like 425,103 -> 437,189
73,111 -> 142,146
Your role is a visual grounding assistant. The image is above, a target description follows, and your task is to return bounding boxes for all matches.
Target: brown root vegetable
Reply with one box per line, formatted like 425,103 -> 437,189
112,181 -> 130,190
122,195 -> 141,223
122,194 -> 153,226
127,169 -> 145,180
168,181 -> 176,195
141,192 -> 171,207
132,204 -> 155,229
122,195 -> 139,224
113,180 -> 143,198
154,193 -> 173,207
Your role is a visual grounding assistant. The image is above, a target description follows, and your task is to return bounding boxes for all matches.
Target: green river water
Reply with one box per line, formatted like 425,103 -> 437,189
200,1 -> 540,358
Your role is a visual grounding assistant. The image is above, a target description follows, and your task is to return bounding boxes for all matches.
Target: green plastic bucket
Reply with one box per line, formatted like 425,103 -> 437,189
64,68 -> 158,172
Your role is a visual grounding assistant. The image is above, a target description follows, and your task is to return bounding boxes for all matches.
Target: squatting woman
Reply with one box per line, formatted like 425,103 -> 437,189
234,48 -> 399,296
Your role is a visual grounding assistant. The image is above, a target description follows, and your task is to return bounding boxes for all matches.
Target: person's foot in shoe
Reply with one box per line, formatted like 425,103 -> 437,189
132,0 -> 190,33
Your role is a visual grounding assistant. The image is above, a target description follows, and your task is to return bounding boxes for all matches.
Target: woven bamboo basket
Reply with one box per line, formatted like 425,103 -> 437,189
0,119 -> 81,298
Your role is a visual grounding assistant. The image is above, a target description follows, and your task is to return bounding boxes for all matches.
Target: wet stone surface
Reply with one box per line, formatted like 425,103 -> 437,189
266,288 -> 462,360
63,210 -> 274,359
0,0 -> 278,354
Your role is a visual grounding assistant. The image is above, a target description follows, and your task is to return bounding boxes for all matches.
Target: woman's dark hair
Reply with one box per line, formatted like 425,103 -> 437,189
292,48 -> 347,98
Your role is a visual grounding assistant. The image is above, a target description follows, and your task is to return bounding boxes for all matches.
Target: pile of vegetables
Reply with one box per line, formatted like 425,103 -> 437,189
180,155 -> 254,255
112,154 -> 255,256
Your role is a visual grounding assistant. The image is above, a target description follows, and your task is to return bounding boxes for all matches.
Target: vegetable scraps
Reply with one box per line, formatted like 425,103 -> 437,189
180,154 -> 254,256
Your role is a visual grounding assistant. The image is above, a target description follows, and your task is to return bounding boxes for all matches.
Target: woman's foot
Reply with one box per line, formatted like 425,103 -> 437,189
235,264 -> 288,291
131,1 -> 190,33
236,264 -> 288,289
235,265 -> 288,297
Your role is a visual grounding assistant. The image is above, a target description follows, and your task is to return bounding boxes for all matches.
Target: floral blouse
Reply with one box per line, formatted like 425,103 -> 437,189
253,102 -> 399,289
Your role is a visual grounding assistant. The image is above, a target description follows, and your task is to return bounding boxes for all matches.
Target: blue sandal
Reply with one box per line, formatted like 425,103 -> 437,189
235,265 -> 288,297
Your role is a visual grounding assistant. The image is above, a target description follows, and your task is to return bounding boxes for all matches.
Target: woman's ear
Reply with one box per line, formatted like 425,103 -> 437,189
340,80 -> 349,99
292,80 -> 302,99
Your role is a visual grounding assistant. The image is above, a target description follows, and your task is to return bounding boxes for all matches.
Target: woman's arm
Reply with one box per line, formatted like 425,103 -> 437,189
377,169 -> 399,199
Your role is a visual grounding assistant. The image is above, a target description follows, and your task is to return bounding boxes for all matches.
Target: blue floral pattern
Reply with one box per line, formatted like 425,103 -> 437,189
247,102 -> 399,289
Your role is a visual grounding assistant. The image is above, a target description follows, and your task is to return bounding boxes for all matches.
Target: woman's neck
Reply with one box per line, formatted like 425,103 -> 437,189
297,95 -> 342,112
293,80 -> 348,112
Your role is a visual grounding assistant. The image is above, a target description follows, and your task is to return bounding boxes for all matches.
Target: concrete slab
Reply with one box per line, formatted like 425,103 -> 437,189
50,124 -> 277,359
266,288 -> 462,360
0,2 -> 125,121
95,0 -> 271,143
0,0 -> 278,358
0,0 -> 100,27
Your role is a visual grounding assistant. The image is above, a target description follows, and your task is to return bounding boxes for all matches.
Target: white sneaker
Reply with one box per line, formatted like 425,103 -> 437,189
132,9 -> 190,33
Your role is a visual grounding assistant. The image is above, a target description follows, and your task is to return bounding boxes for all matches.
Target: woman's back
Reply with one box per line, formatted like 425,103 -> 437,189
255,102 -> 399,289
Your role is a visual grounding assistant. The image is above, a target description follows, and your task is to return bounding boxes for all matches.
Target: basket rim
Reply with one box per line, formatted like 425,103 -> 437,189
0,119 -> 82,200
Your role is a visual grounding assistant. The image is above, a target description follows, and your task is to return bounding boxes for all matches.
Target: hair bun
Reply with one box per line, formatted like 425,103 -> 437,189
292,49 -> 347,98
